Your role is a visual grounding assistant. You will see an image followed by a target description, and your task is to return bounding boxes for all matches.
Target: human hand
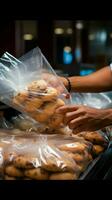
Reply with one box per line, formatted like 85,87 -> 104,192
42,72 -> 70,99
56,105 -> 112,134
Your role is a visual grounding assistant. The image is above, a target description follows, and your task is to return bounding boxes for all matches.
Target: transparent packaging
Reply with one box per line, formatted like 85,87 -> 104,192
0,47 -> 72,129
0,129 -> 93,180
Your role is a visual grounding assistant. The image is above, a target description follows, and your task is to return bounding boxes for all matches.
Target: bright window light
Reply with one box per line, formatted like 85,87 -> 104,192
63,46 -> 73,64
54,28 -> 64,34
23,34 -> 33,40
76,22 -> 83,29
64,46 -> 72,53
100,31 -> 107,42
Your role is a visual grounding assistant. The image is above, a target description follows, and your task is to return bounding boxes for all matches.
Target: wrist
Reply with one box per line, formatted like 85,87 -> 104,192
59,77 -> 71,91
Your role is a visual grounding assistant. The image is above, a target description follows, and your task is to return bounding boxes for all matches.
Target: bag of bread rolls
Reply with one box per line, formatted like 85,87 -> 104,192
0,130 -> 93,180
76,130 -> 109,158
0,47 -> 72,130
10,113 -> 73,137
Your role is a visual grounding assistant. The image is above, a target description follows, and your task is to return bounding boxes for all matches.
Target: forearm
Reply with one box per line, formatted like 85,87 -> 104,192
102,108 -> 112,127
60,66 -> 112,93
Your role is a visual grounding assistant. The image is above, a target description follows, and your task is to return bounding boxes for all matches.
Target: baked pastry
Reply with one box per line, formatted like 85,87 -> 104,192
27,80 -> 58,102
69,153 -> 85,163
58,142 -> 88,154
13,91 -> 28,106
24,168 -> 49,180
82,131 -> 107,145
49,172 -> 77,180
92,145 -> 105,156
41,87 -> 59,102
27,80 -> 48,91
24,98 -> 43,112
31,98 -> 65,123
4,175 -> 17,180
4,152 -> 17,165
41,154 -> 76,172
47,114 -> 64,128
5,165 -> 24,177
13,155 -> 39,169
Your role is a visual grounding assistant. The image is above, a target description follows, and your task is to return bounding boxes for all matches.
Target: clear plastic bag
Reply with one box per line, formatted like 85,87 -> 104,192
10,113 -> 73,136
71,92 -> 112,109
0,111 -> 13,129
0,130 -> 93,180
11,114 -> 39,132
0,47 -> 72,129
76,130 -> 109,158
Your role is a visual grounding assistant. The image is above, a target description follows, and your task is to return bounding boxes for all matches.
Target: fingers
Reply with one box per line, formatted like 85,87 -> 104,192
63,110 -> 83,125
68,116 -> 86,129
73,125 -> 86,134
73,124 -> 98,134
56,105 -> 80,114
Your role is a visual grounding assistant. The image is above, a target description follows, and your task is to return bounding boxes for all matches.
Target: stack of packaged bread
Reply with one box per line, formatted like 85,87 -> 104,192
0,132 -> 94,180
0,79 -> 109,180
0,49 -> 109,180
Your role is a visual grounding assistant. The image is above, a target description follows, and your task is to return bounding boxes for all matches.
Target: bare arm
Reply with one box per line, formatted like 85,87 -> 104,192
60,66 -> 112,93
56,105 -> 112,133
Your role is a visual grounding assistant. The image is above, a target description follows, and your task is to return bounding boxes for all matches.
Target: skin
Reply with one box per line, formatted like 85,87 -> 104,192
59,66 -> 112,93
56,66 -> 112,133
56,105 -> 112,133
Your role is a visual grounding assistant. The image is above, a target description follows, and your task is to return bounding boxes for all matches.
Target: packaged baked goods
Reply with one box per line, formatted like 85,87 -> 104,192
77,131 -> 109,146
0,48 -> 72,129
10,113 -> 73,137
11,114 -> 38,132
76,130 -> 109,157
0,130 -> 93,180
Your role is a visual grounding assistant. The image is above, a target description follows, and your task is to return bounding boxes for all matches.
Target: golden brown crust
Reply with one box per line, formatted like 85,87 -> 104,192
92,145 -> 105,155
4,152 -> 17,165
31,98 -> 65,123
5,165 -> 24,177
58,142 -> 87,154
80,131 -> 107,145
69,153 -> 85,163
41,156 -> 76,173
13,91 -> 29,105
4,175 -> 17,180
24,98 -> 43,112
41,87 -> 58,102
48,114 -> 64,128
13,156 -> 38,169
24,168 -> 49,180
27,80 -> 48,92
49,172 -> 77,180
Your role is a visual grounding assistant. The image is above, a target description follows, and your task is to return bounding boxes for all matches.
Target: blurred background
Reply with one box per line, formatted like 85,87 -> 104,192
1,20 -> 112,76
